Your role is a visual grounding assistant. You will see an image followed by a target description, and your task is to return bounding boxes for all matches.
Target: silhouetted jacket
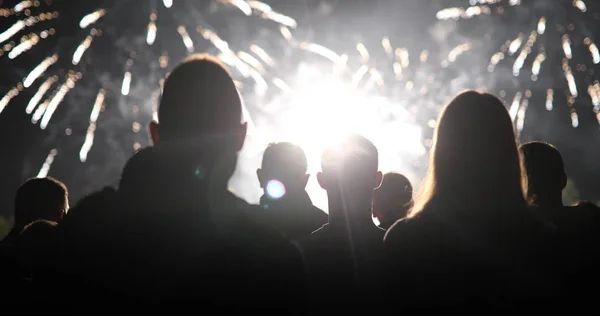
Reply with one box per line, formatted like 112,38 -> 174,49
301,221 -> 386,311
56,146 -> 308,312
384,207 -> 561,310
256,191 -> 328,239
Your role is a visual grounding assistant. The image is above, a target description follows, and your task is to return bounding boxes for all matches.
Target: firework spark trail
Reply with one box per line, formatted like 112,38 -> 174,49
356,43 -> 370,63
26,76 -> 57,114
352,64 -> 369,87
563,60 -> 578,97
588,82 -> 600,109
24,54 -> 59,88
516,90 -> 531,132
279,25 -> 293,42
571,110 -> 579,128
435,5 -> 491,20
508,33 -> 525,56
537,17 -> 547,34
0,12 -> 58,44
80,89 -> 105,162
381,37 -> 393,57
72,34 -> 95,65
584,37 -> 600,64
272,77 -> 291,93
8,29 -> 54,59
177,25 -> 194,52
36,149 -> 57,178
146,13 -> 157,45
0,87 -> 19,115
220,0 -> 252,16
573,0 -> 587,12
530,52 -> 546,81
544,89 -> 553,111
31,99 -> 49,123
299,42 -> 345,66
247,0 -> 271,13
79,9 -> 105,29
562,34 -> 572,59
488,52 -> 505,72
513,31 -> 537,76
509,91 -> 522,121
395,48 -> 410,68
121,71 -> 132,96
40,73 -> 81,129
14,1 -> 34,12
237,51 -> 265,73
249,44 -> 275,67
448,43 -> 472,62
0,20 -> 27,44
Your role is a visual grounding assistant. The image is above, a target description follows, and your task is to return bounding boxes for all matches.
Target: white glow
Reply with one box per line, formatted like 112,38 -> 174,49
121,71 -> 132,96
72,35 -> 93,65
235,64 -> 425,211
37,149 -> 57,178
147,21 -> 157,45
26,76 -> 56,114
266,180 -> 286,199
163,0 -> 173,8
24,54 -> 58,88
79,9 -> 105,29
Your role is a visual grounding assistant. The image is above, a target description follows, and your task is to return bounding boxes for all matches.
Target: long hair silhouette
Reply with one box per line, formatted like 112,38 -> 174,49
410,90 -> 528,219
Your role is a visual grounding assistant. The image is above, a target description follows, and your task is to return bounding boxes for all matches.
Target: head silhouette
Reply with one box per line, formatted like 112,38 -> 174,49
519,141 -> 566,206
257,142 -> 309,200
373,172 -> 413,222
318,134 -> 383,222
150,53 -> 246,149
14,177 -> 68,230
411,90 -> 527,217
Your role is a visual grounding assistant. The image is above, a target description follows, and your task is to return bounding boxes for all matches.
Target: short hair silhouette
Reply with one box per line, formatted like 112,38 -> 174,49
519,141 -> 566,204
14,177 -> 68,229
150,53 -> 245,145
373,172 -> 413,221
411,90 -> 527,217
318,134 -> 382,219
257,142 -> 309,193
320,134 -> 379,185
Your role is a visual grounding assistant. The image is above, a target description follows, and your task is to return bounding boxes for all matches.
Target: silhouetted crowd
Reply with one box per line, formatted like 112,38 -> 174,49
1,54 -> 599,312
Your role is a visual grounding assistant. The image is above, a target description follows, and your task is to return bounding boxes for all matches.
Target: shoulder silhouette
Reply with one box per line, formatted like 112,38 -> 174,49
385,91 -> 559,310
373,172 -> 413,229
301,134 -> 385,312
254,142 -> 327,239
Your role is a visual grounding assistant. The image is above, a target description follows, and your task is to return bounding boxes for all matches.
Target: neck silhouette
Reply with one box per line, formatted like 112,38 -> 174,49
327,187 -> 374,228
534,192 -> 563,210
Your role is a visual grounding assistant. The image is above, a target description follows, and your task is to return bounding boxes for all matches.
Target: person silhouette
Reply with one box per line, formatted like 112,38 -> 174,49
62,53 -> 307,310
519,141 -> 600,215
0,177 -> 68,248
300,134 -> 385,312
384,91 -> 559,310
520,141 -> 600,306
0,178 -> 66,304
372,172 -> 413,229
254,142 -> 327,239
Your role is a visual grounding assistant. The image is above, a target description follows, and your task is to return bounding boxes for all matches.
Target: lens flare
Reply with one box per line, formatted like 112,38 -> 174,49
266,179 -> 286,200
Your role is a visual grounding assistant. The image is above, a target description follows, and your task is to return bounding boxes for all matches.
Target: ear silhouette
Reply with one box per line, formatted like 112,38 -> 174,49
317,172 -> 327,191
257,168 -> 265,188
149,121 -> 160,145
236,122 -> 248,151
301,174 -> 310,189
375,171 -> 384,189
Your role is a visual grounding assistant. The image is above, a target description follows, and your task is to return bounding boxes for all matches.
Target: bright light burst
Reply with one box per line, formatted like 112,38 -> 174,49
0,0 -> 598,208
